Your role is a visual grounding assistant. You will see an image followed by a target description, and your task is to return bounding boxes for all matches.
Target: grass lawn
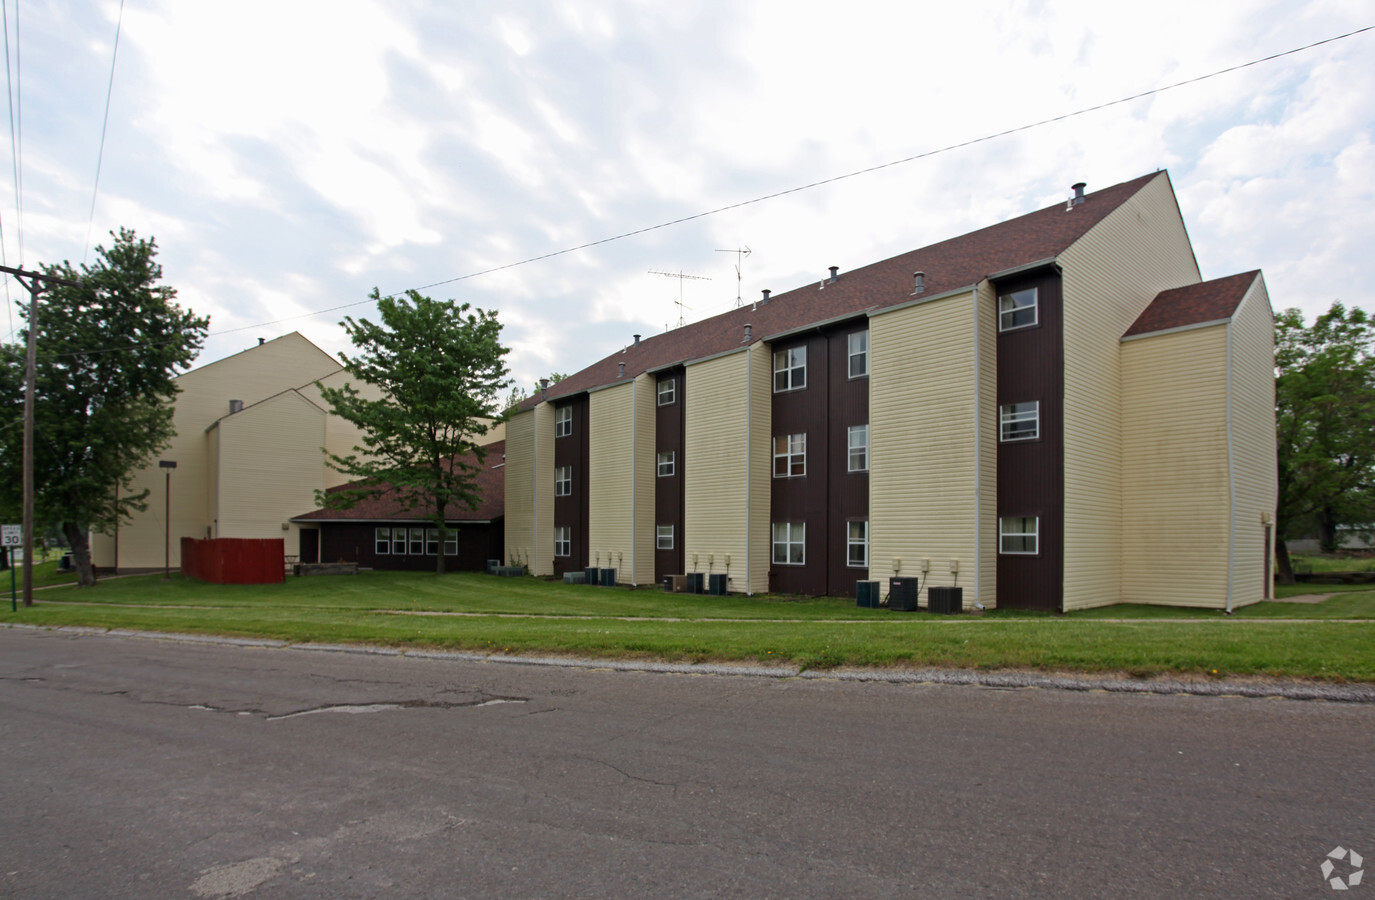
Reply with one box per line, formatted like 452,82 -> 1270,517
4,570 -> 1373,681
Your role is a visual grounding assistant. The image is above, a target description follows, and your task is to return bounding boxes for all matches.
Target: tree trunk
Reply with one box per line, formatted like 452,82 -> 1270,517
1275,538 -> 1296,585
63,521 -> 98,587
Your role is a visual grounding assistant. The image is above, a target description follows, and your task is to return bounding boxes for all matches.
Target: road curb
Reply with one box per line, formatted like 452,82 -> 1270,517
5,622 -> 1374,702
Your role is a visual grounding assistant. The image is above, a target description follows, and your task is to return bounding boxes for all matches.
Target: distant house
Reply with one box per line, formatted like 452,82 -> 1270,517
289,441 -> 505,571
502,172 -> 1277,611
90,332 -> 504,571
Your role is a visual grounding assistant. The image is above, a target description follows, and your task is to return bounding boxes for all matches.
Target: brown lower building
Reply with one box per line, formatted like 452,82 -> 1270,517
503,173 -> 1277,611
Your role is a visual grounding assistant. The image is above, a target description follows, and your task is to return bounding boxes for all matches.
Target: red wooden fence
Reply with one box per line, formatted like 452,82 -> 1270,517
180,537 -> 285,585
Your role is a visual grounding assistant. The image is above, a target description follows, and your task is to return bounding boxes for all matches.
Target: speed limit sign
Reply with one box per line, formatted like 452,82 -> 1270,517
1,524 -> 19,548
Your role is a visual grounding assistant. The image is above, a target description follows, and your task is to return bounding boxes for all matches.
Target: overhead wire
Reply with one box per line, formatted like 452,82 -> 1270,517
82,0 -> 125,267
7,23 -> 1373,363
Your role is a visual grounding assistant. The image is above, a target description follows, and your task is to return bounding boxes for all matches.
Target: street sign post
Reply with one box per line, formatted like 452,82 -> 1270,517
2,525 -> 19,611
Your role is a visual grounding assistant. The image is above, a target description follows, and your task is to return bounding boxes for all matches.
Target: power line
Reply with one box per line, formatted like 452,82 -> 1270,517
8,24 -> 1373,363
82,0 -> 125,267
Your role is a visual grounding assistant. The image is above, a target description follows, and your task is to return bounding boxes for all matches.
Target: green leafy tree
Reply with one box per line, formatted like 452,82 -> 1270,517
1274,302 -> 1375,582
317,289 -> 511,574
0,229 -> 208,587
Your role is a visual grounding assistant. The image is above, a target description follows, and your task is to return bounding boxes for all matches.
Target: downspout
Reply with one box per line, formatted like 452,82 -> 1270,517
972,288 -> 984,610
745,347 -> 752,595
630,379 -> 637,586
1225,314 -> 1238,614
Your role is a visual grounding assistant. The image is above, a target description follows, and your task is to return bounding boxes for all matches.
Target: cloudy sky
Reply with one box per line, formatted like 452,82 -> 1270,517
3,1 -> 1373,391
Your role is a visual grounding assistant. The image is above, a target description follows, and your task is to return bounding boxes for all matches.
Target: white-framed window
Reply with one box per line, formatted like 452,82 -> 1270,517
409,527 -> 425,556
657,378 -> 676,405
848,424 -> 869,472
444,529 -> 458,556
773,433 -> 806,477
848,330 -> 869,378
656,451 -> 675,477
554,526 -> 571,557
426,528 -> 439,556
1000,401 -> 1040,441
375,527 -> 391,555
773,346 -> 806,392
772,521 -> 805,565
555,465 -> 572,496
999,516 -> 1039,555
998,287 -> 1038,331
391,528 -> 407,555
847,520 -> 869,567
656,525 -> 674,550
555,405 -> 573,437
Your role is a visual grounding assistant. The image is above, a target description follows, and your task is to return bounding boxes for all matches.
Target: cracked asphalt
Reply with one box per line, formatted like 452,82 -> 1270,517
1,626 -> 1372,898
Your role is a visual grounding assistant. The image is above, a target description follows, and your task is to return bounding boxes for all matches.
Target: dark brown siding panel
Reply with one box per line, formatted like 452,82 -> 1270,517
995,269 -> 1064,611
317,519 -> 503,572
827,326 -> 869,596
770,334 -> 829,595
654,368 -> 685,581
553,395 -> 589,576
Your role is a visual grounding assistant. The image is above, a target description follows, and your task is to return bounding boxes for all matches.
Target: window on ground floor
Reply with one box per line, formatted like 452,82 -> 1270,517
392,528 -> 407,555
375,527 -> 390,555
426,528 -> 439,556
772,521 -> 805,565
999,516 -> 1039,555
554,526 -> 571,557
656,524 -> 674,550
444,529 -> 458,556
409,527 -> 425,555
847,520 -> 868,567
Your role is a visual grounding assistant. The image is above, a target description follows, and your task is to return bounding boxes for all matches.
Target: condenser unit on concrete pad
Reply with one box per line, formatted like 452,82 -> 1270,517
856,581 -> 881,608
599,567 -> 616,586
708,574 -> 728,595
927,586 -> 963,614
888,577 -> 919,611
685,572 -> 705,594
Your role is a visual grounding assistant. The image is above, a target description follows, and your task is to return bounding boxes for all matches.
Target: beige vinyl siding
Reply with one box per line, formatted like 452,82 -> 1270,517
531,402 -> 555,576
97,333 -> 346,569
869,290 -> 979,607
1226,277 -> 1278,607
215,391 -> 327,556
589,383 -> 634,581
975,281 -> 998,607
297,374 -> 385,488
1120,325 -> 1231,606
632,375 -> 657,585
207,425 -> 220,532
1057,172 -> 1202,610
504,409 -> 535,569
685,348 -> 768,594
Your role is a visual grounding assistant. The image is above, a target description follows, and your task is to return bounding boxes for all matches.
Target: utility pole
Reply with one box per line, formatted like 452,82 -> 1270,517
2,265 -> 79,607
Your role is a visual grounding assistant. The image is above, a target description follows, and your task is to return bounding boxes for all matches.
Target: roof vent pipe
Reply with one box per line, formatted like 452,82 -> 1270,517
229,399 -> 244,414
633,334 -> 641,346
828,266 -> 839,283
618,362 -> 625,378
761,289 -> 771,304
1072,182 -> 1087,206
913,271 -> 925,294
743,323 -> 752,343
257,337 -> 265,346
540,378 -> 549,399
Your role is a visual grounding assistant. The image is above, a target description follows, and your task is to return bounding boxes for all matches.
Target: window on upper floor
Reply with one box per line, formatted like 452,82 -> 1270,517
773,346 -> 806,392
847,520 -> 869,567
554,465 -> 572,496
555,405 -> 573,437
657,378 -> 676,405
848,330 -> 869,378
999,401 -> 1040,442
848,424 -> 869,472
772,521 -> 805,565
998,287 -> 1038,332
773,433 -> 806,477
656,451 -> 675,477
999,516 -> 1039,555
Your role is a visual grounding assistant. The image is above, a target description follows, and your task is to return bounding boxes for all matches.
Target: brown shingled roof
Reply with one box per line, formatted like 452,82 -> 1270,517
1124,271 -> 1261,338
526,171 -> 1167,407
291,441 -> 505,522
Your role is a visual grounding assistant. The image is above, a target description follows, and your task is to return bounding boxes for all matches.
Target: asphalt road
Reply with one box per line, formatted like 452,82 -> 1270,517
0,628 -> 1371,899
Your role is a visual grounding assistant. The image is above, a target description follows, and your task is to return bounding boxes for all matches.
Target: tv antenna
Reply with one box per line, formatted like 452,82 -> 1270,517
648,269 -> 711,328
715,246 -> 751,307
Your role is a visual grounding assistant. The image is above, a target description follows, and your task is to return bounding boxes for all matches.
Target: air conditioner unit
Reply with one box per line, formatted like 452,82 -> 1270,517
584,566 -> 599,585
928,586 -> 963,614
855,580 -> 881,608
889,577 -> 919,611
685,572 -> 705,594
599,567 -> 616,587
708,574 -> 728,595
